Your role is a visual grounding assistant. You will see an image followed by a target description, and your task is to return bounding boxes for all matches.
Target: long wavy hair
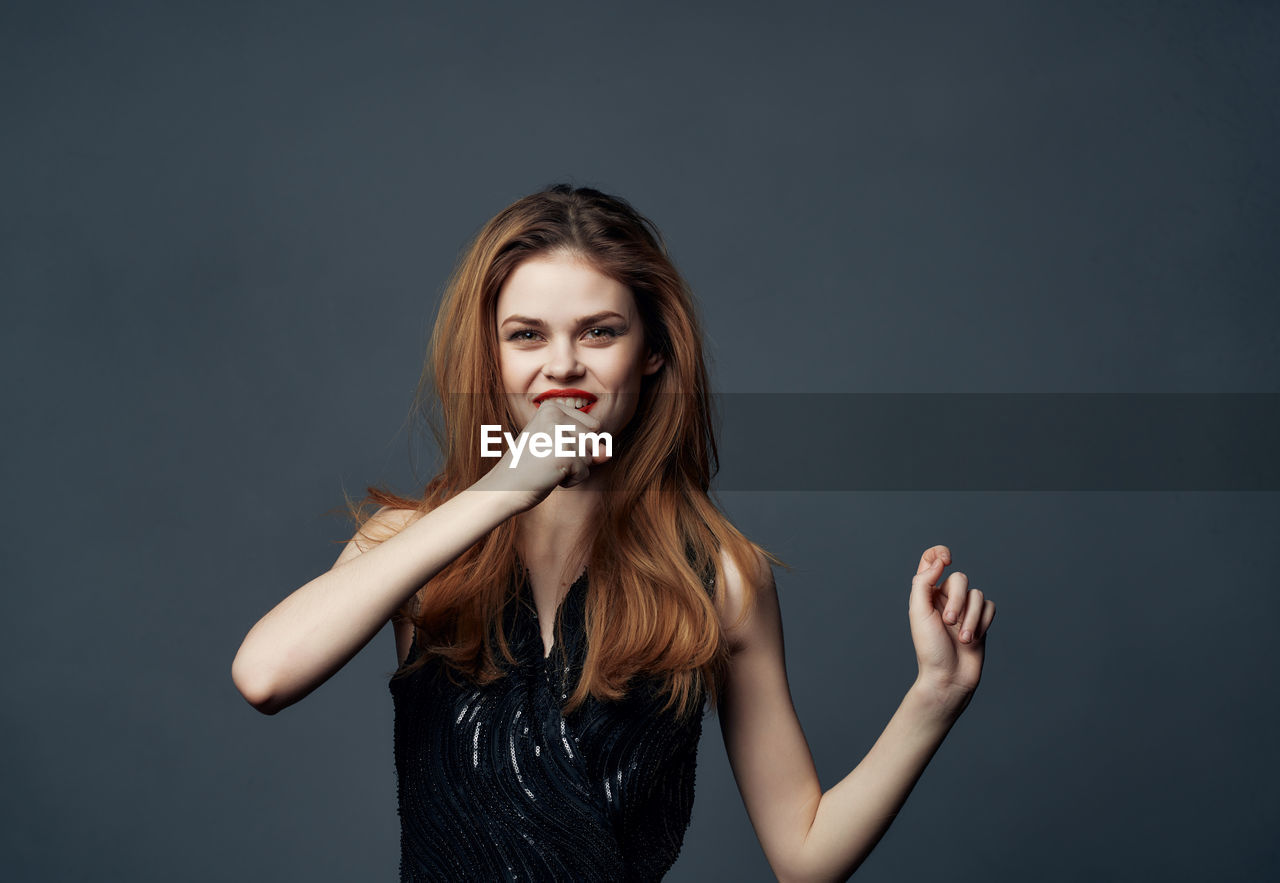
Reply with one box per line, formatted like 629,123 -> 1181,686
344,184 -> 777,721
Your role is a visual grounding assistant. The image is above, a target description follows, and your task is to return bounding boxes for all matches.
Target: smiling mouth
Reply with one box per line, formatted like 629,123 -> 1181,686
533,389 -> 598,413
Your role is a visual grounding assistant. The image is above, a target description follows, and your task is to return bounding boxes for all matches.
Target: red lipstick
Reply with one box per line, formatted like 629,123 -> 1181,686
533,388 -> 598,413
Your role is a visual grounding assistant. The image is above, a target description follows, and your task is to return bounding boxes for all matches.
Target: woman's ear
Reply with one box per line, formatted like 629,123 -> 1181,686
642,349 -> 664,376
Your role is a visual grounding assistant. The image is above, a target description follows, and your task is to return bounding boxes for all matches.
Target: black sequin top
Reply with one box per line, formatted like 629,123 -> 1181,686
389,565 -> 710,882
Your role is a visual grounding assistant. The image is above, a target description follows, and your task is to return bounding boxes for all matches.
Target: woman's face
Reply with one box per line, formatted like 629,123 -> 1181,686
495,251 -> 663,435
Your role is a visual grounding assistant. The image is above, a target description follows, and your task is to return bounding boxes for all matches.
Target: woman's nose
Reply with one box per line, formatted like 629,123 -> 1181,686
542,340 -> 584,379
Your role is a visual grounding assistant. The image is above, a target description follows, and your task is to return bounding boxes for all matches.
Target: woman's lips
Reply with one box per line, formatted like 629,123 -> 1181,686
533,389 -> 597,413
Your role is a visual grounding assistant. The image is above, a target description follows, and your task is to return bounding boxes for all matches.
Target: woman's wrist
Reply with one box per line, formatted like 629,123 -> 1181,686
908,675 -> 972,722
465,472 -> 538,520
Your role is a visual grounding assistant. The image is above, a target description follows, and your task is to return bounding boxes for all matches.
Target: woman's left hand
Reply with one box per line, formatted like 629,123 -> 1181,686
908,545 -> 996,711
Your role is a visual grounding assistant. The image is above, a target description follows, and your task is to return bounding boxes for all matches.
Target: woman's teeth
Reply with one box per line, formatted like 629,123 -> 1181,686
541,397 -> 590,409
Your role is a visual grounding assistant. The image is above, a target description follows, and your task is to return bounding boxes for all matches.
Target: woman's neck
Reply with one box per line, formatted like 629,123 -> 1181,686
516,483 -> 603,584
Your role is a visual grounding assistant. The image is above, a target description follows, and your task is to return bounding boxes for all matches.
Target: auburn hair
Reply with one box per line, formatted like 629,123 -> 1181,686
343,184 -> 778,721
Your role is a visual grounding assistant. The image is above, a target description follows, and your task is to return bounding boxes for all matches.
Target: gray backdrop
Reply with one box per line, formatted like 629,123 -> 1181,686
4,1 -> 1277,880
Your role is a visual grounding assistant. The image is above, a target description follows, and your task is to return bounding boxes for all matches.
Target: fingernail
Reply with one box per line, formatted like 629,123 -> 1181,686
946,611 -> 956,624
961,630 -> 972,642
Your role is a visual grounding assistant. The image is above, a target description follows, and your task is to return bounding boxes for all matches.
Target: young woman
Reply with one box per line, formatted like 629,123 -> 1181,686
232,185 -> 996,882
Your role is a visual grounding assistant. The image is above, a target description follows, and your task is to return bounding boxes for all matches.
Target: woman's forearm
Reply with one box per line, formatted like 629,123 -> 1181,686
793,681 -> 966,881
231,488 -> 524,714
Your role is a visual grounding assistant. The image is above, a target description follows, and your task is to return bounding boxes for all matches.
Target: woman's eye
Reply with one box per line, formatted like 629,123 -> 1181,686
504,327 -> 620,342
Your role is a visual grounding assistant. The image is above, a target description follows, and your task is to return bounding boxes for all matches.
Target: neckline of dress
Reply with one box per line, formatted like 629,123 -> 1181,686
515,563 -> 589,660
514,558 -> 589,597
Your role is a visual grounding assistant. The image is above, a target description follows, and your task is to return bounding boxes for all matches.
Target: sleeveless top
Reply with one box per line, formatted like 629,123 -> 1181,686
388,563 -> 713,882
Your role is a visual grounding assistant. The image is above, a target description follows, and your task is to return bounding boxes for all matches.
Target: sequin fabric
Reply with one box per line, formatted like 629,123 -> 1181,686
389,566 -> 710,882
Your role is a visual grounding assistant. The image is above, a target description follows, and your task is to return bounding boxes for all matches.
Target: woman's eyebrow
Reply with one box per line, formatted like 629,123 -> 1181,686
498,311 -> 628,328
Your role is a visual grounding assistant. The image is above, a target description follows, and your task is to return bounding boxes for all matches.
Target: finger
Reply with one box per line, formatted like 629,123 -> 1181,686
559,459 -> 590,488
544,398 -> 575,424
959,588 -> 984,643
909,557 -> 945,619
917,545 -> 951,573
530,398 -> 570,429
546,397 -> 603,430
977,599 -> 996,639
942,571 -> 969,625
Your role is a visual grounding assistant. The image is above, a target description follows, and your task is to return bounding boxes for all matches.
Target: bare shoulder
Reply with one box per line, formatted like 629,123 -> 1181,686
715,544 -> 778,653
359,504 -> 427,540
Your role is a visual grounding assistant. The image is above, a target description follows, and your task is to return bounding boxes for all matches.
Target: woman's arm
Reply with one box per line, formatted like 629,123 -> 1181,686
231,398 -> 609,715
716,546 -> 993,882
231,489 -> 524,715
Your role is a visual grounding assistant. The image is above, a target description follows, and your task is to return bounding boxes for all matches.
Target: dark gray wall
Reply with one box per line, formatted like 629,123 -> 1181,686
4,1 -> 1277,880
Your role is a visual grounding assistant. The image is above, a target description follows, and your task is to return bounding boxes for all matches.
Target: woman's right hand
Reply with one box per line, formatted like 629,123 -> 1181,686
470,399 -> 612,513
